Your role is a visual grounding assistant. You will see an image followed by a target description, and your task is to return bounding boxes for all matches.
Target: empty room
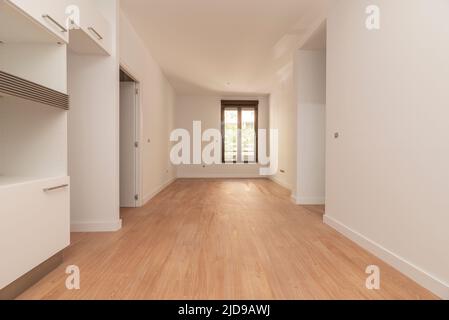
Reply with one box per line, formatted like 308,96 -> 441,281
1,0 -> 448,309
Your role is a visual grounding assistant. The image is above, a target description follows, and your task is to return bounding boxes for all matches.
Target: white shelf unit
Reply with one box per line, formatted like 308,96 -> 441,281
2,0 -> 112,53
0,38 -> 69,293
67,0 -> 112,56
0,0 -> 69,93
0,0 -> 112,96
0,0 -> 68,44
0,95 -> 70,290
0,0 -> 111,293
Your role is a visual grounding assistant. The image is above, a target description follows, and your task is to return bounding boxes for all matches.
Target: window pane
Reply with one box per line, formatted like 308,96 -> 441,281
224,109 -> 238,162
241,109 -> 256,162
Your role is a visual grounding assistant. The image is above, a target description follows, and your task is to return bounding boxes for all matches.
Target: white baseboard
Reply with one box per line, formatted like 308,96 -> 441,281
177,174 -> 265,179
269,176 -> 292,191
270,177 -> 296,204
324,215 -> 449,300
290,194 -> 298,203
71,219 -> 122,233
142,177 -> 176,205
292,195 -> 325,205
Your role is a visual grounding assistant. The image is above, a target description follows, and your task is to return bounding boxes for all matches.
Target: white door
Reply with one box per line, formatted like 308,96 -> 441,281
120,82 -> 137,208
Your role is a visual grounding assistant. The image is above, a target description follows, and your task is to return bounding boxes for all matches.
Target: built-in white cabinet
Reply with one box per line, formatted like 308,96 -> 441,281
0,0 -> 111,94
5,0 -> 70,43
0,1 -> 63,44
1,0 -> 112,56
0,0 -> 73,292
68,0 -> 112,55
0,176 -> 70,289
0,0 -> 112,295
0,94 -> 70,291
0,0 -> 68,93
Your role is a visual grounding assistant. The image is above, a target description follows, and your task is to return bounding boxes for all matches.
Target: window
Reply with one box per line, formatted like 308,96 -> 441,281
221,100 -> 258,163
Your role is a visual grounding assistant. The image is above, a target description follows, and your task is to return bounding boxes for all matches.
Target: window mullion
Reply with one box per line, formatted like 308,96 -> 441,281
237,107 -> 242,163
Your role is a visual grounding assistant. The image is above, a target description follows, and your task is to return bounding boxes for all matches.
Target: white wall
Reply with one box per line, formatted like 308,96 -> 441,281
294,50 -> 326,205
119,12 -> 176,204
68,0 -> 121,232
175,95 -> 269,178
261,17 -> 328,194
325,0 -> 449,298
269,62 -> 297,191
69,2 -> 176,231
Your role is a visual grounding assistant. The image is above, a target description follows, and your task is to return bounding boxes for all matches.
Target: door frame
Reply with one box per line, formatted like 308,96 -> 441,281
119,64 -> 142,207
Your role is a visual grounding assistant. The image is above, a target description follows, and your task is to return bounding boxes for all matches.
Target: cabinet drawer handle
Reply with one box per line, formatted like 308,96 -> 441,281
42,14 -> 68,33
88,27 -> 103,40
43,184 -> 69,192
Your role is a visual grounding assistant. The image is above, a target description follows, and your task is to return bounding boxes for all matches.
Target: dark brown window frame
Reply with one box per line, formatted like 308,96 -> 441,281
221,100 -> 259,164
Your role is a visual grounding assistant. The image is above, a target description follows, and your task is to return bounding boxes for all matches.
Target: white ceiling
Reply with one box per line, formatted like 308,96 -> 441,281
121,0 -> 331,95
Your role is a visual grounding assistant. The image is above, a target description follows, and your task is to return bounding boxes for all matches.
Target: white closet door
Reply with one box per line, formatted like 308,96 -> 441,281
7,0 -> 70,43
119,82 -> 137,208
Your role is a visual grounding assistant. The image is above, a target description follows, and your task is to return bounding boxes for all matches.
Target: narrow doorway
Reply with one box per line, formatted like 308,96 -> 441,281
119,68 -> 140,208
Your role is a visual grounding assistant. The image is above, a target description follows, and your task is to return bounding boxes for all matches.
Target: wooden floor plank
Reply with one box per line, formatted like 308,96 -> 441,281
17,179 -> 437,300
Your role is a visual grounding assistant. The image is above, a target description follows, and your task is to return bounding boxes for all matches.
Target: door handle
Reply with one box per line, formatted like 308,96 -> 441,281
43,184 -> 69,192
42,14 -> 68,33
88,27 -> 103,40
